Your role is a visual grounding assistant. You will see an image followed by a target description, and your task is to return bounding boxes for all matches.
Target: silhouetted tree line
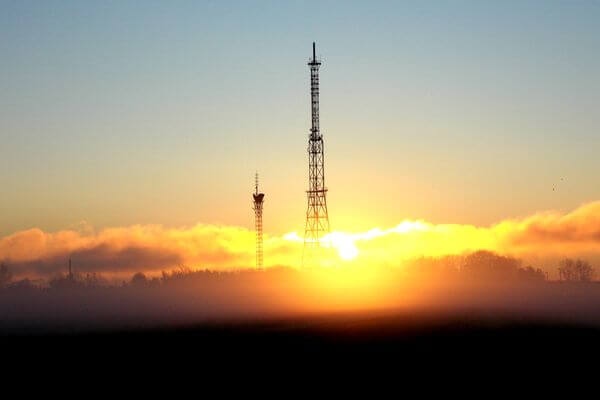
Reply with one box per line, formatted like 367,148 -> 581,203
558,258 -> 595,282
48,271 -> 108,289
0,252 -> 597,292
128,266 -> 198,287
462,251 -> 546,282
405,251 -> 547,282
405,251 -> 598,283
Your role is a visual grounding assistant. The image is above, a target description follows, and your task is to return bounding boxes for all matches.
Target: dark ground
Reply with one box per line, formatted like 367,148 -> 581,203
4,318 -> 595,396
3,312 -> 599,391
3,280 -> 600,379
4,309 -> 599,363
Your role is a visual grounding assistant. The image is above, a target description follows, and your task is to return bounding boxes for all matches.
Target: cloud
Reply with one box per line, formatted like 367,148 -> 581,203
315,201 -> 600,264
0,224 -> 263,278
9,245 -> 183,277
2,201 -> 600,278
500,202 -> 600,248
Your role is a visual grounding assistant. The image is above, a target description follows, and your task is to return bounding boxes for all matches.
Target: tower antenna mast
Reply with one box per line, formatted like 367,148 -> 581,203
303,42 -> 330,262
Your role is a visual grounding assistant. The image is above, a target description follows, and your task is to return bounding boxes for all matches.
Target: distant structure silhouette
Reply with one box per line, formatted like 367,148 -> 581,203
304,42 -> 330,262
252,173 -> 265,269
68,257 -> 73,281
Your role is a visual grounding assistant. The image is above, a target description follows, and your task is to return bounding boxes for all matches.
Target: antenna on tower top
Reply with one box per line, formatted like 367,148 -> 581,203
252,173 -> 265,269
255,172 -> 259,195
308,41 -> 321,66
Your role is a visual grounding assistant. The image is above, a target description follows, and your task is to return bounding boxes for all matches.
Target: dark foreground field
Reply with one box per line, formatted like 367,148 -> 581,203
5,309 -> 600,364
4,309 -> 600,387
3,270 -> 600,370
100,310 -> 600,353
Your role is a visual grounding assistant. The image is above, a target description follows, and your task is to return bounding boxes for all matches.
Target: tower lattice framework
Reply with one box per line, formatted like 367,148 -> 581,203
252,173 -> 265,269
304,42 -> 330,256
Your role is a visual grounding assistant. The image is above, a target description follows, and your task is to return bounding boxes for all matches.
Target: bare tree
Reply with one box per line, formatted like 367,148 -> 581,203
558,258 -> 595,282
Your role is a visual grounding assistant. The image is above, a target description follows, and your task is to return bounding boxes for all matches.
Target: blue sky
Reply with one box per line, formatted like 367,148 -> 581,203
1,1 -> 599,235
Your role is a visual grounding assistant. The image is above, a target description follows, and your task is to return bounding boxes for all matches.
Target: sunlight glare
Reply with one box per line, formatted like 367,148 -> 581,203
325,232 -> 359,261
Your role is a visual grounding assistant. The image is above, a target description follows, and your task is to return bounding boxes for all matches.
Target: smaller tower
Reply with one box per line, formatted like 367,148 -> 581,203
252,173 -> 265,269
68,257 -> 73,281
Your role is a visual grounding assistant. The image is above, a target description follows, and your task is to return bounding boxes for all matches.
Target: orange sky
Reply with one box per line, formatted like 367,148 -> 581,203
2,201 -> 600,279
2,3 -> 600,240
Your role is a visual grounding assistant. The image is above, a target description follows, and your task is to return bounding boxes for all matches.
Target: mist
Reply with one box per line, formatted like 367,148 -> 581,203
1,251 -> 599,335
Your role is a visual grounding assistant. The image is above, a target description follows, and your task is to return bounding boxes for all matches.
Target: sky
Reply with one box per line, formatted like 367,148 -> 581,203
1,1 -> 600,256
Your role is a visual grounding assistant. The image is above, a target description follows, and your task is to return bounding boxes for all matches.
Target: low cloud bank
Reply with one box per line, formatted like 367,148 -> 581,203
2,201 -> 600,278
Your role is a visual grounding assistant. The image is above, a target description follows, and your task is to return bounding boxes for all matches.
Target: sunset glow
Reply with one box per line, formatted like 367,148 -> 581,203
1,201 -> 600,280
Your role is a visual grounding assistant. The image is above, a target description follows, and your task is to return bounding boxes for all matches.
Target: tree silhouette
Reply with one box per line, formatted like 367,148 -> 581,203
130,272 -> 148,287
461,251 -> 520,280
558,259 -> 595,282
517,265 -> 546,282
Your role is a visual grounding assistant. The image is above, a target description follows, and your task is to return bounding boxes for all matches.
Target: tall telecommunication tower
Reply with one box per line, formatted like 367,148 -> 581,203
304,42 -> 330,257
252,173 -> 265,269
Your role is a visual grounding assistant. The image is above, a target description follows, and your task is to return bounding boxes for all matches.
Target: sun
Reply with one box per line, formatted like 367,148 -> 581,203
326,233 -> 359,261
338,242 -> 359,260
